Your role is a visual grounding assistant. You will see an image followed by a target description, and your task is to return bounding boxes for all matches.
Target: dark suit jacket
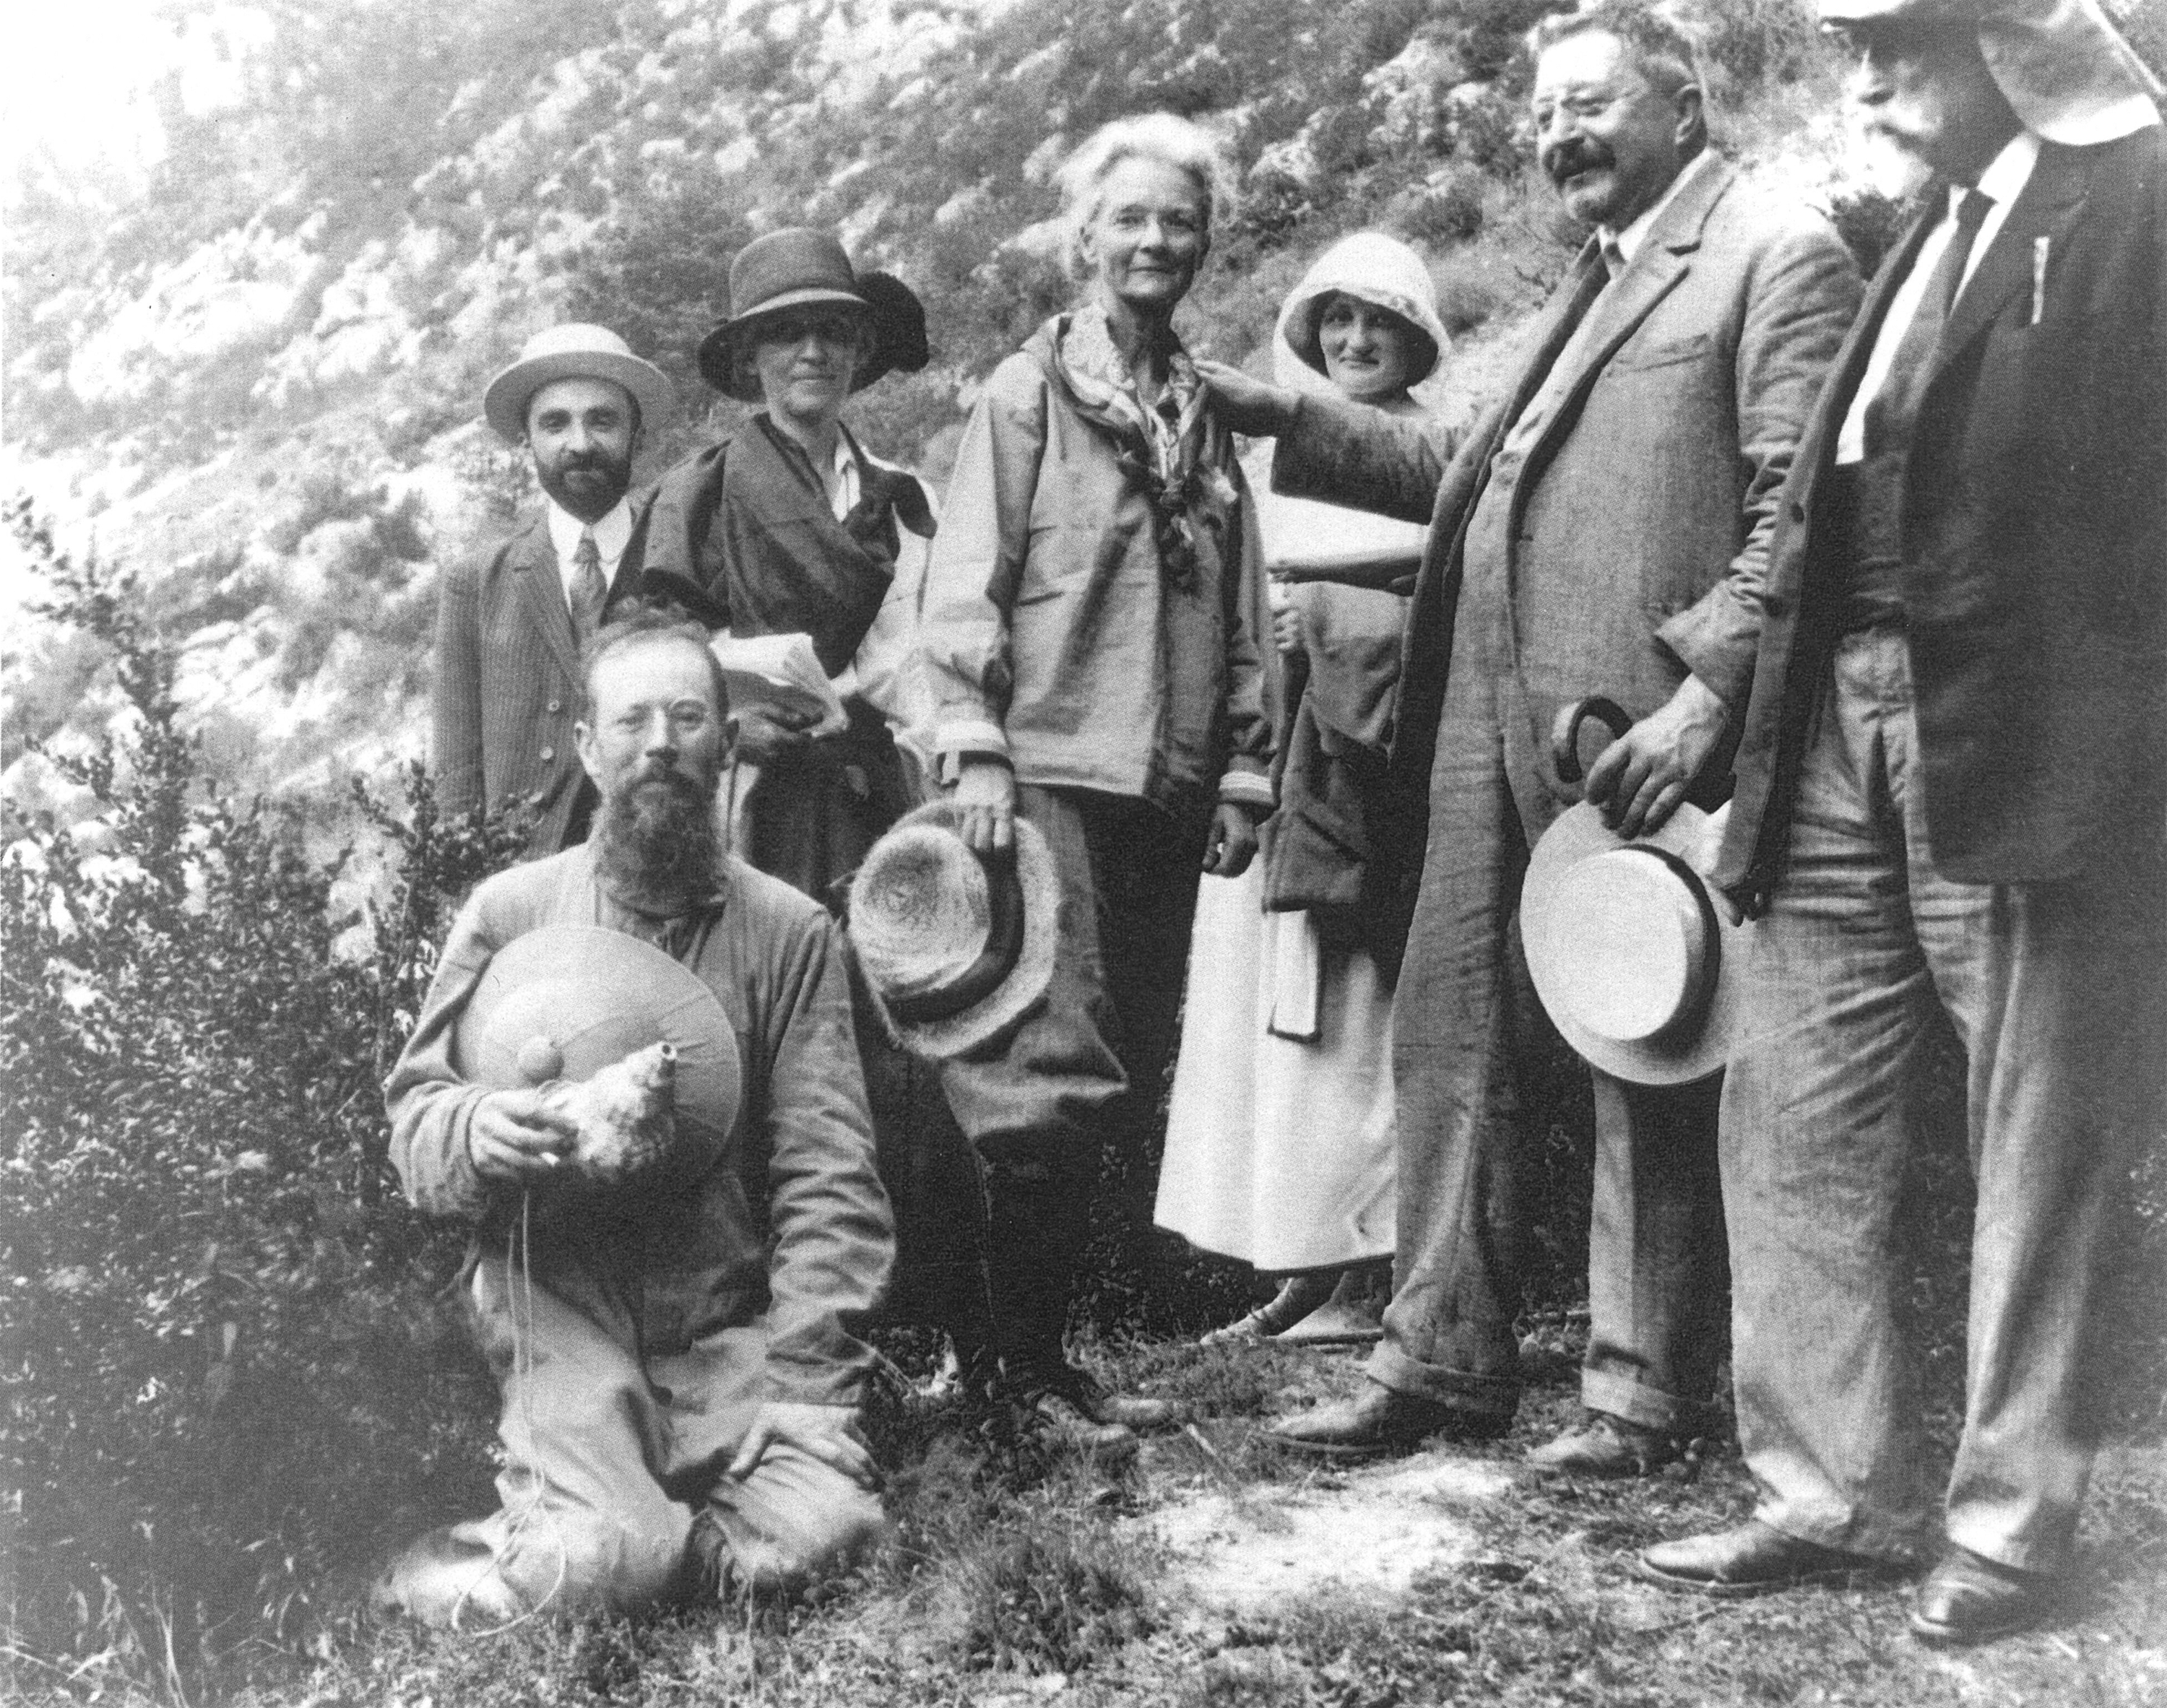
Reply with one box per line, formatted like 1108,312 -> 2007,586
430,499 -> 652,855
1274,157 -> 1861,849
1718,128 -> 2167,907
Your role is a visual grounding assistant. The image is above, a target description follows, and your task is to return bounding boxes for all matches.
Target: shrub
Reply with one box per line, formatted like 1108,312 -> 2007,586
0,501 -> 529,1691
1399,173 -> 1487,246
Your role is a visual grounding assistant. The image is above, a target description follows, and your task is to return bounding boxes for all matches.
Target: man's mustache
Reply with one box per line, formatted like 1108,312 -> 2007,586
1545,142 -> 1612,185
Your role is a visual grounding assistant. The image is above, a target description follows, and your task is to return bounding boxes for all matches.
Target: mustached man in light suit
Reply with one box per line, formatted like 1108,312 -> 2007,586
1640,0 -> 2165,1647
431,325 -> 675,854
1200,1 -> 1861,1468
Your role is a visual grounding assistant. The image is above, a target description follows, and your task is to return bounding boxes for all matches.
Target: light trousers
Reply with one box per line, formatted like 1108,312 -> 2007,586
373,1256 -> 886,1624
1722,628 -> 2166,1571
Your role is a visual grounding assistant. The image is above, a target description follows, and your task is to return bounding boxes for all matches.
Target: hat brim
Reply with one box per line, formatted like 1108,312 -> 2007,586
696,271 -> 930,402
848,799 -> 1060,1060
454,925 -> 743,1135
483,349 -> 676,446
1521,803 -> 1744,1086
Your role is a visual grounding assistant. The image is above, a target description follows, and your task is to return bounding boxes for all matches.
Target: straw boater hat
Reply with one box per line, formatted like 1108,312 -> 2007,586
481,324 -> 677,446
1819,0 -> 2163,145
453,927 -> 742,1136
696,228 -> 931,403
1273,231 -> 1451,391
1520,701 -> 1746,1087
847,800 -> 1061,1059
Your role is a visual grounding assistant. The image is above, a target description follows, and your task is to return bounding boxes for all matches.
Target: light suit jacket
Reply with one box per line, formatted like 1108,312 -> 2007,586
1273,157 -> 1861,853
1718,127 -> 2167,906
430,500 -> 652,854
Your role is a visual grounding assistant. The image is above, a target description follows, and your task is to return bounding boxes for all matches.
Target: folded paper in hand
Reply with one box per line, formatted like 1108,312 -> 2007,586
709,633 -> 848,737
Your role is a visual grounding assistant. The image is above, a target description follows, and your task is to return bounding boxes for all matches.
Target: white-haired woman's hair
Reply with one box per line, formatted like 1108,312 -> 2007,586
1056,112 -> 1238,274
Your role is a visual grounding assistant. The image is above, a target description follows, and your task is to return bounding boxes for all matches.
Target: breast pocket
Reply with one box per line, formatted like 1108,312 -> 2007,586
1605,331 -> 1715,376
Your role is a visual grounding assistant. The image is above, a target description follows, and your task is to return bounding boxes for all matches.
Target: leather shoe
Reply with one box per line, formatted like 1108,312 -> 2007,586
1526,1412 -> 1682,1478
1268,1380 -> 1509,1460
1638,1521 -> 1904,1598
1908,1547 -> 2058,1645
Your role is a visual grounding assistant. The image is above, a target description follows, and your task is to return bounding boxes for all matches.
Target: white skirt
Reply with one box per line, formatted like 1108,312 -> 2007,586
1154,864 -> 1396,1273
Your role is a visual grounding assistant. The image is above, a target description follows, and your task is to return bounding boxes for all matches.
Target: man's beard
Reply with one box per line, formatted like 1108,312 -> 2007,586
594,767 -> 725,913
537,448 -> 633,519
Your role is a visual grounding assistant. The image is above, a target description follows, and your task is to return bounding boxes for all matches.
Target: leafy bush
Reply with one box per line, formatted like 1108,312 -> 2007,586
0,503 -> 529,1689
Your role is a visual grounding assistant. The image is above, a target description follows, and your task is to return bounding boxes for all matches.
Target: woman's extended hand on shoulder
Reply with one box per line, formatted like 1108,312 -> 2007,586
1193,360 -> 1300,438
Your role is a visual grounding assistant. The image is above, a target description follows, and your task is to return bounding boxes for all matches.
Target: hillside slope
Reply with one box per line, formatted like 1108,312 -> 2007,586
4,0 -> 2158,820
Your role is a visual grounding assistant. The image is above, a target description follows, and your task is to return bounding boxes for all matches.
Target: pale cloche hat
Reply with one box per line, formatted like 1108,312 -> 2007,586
1274,231 -> 1451,390
481,324 -> 676,445
1819,0 -> 2163,145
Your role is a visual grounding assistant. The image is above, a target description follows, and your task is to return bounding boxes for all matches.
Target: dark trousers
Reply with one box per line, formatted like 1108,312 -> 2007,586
936,785 -> 1204,1382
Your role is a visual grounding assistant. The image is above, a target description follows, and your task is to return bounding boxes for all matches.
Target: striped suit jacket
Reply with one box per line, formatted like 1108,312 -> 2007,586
429,500 -> 650,855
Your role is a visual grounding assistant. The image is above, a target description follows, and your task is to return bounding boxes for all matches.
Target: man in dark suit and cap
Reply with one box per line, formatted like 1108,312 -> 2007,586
431,324 -> 675,854
1640,0 -> 2165,1645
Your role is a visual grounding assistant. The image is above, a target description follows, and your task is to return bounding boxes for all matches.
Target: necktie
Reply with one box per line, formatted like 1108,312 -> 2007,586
1864,188 -> 1993,458
568,531 -> 606,643
1600,234 -> 1627,282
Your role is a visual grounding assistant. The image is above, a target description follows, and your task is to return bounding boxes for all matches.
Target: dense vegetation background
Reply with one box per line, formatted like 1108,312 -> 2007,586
4,1 -> 2165,1700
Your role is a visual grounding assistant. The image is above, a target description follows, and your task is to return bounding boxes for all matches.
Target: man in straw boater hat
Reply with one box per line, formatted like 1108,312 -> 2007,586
1199,1 -> 1861,1470
1640,1 -> 2165,1645
375,605 -> 894,1626
433,324 -> 674,855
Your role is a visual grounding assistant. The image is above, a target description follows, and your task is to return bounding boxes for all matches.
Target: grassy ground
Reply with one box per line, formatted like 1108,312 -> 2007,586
31,1317 -> 2157,1708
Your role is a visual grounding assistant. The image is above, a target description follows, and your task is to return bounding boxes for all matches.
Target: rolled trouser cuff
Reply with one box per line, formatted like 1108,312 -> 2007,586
1581,1369 -> 1725,1438
1366,1340 -> 1519,1418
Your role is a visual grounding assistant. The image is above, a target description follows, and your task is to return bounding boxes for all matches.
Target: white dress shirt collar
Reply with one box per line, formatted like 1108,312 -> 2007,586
1835,130 -> 2043,466
826,432 -> 862,524
545,495 -> 633,602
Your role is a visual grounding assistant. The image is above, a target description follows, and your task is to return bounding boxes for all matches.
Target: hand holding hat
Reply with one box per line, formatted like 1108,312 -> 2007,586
452,927 -> 743,1199
1523,700 -> 1747,1086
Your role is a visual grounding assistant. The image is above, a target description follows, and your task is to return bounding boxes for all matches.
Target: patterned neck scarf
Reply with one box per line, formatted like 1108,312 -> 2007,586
1051,302 -> 1234,589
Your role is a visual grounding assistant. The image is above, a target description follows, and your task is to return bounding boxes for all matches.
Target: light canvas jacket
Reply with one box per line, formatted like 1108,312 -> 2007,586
919,316 -> 1276,816
384,842 -> 894,1407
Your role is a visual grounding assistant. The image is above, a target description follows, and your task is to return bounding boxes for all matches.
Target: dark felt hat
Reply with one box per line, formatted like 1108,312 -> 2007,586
696,228 -> 930,402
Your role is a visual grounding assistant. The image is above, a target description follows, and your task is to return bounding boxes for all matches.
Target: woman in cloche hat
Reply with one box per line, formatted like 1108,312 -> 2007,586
633,226 -> 936,900
1156,231 -> 1452,1351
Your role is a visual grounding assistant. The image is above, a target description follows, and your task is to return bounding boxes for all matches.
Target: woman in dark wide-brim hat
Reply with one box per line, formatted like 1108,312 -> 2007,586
631,229 -> 982,1342
631,225 -> 937,900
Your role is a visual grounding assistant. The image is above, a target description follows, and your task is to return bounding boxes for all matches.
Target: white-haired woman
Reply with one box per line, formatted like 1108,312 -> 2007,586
1159,233 -> 1452,1345
915,113 -> 1276,1452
